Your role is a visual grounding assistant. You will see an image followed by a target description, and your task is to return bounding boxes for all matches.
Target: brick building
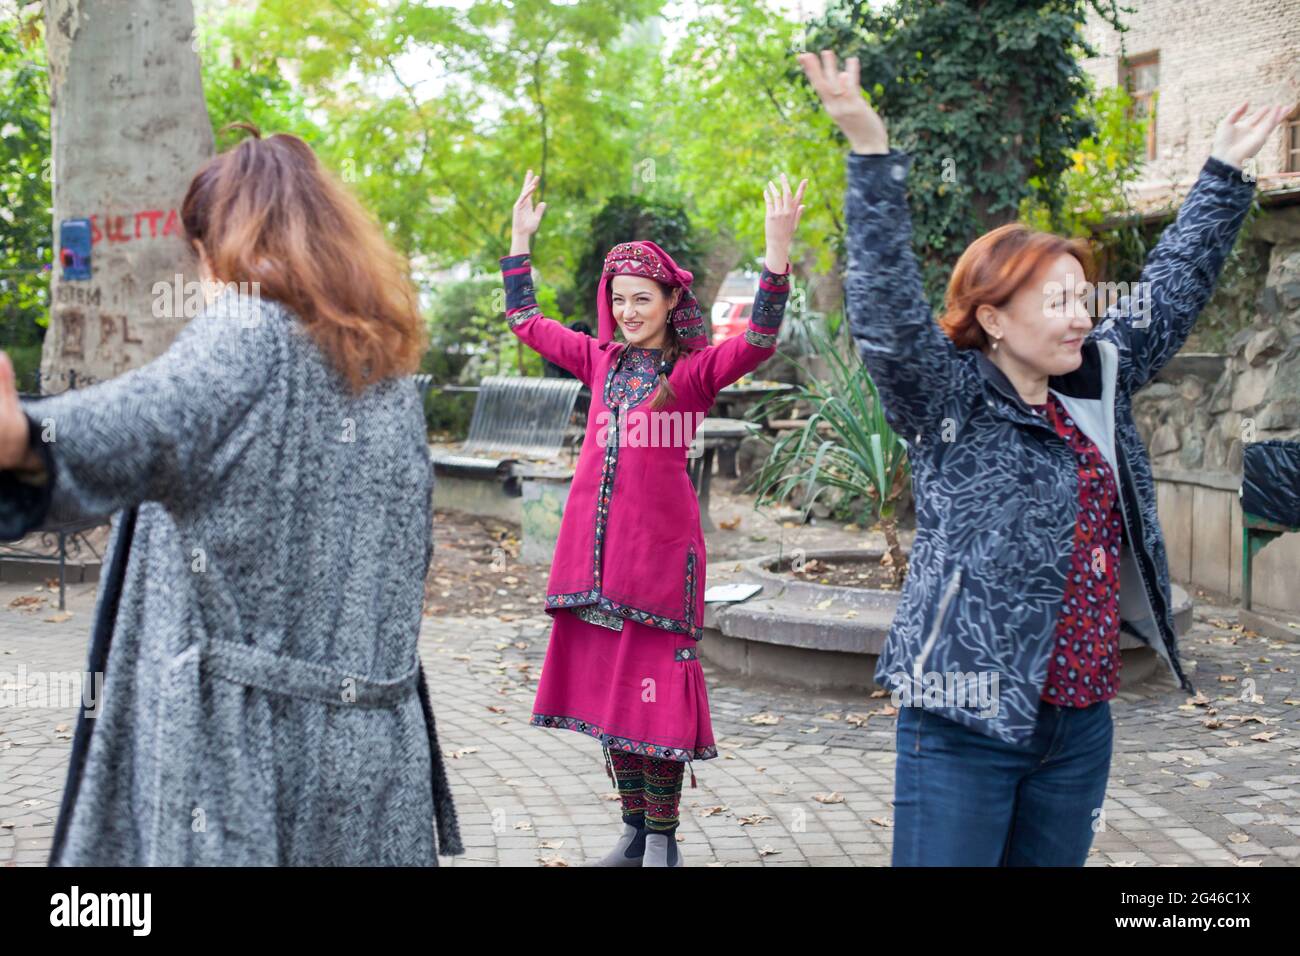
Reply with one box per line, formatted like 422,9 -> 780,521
1082,0 -> 1299,200
1083,1 -> 1300,620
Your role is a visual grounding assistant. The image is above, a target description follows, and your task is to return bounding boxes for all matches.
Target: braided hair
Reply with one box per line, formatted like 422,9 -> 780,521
647,282 -> 685,410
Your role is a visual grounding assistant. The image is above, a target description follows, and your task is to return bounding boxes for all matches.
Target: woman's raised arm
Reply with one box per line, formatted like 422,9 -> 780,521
799,50 -> 969,441
1092,103 -> 1289,392
501,170 -> 598,387
691,173 -> 804,397
0,291 -> 279,538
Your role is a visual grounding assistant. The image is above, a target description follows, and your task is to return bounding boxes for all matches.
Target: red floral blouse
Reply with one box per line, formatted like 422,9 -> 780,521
1029,394 -> 1123,707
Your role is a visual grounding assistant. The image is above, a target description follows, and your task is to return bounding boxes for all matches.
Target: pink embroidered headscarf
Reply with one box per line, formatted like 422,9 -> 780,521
596,240 -> 708,351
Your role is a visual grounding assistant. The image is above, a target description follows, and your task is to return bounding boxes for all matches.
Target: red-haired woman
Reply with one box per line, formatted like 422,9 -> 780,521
502,169 -> 805,866
0,126 -> 461,865
801,50 -> 1290,866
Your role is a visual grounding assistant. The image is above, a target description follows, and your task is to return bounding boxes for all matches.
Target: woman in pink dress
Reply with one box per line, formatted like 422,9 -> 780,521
500,169 -> 805,866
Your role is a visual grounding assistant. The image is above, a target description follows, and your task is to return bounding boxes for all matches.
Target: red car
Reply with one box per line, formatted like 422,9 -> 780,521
711,299 -> 754,346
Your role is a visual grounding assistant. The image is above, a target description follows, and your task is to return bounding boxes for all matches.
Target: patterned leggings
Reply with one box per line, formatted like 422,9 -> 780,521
607,749 -> 686,834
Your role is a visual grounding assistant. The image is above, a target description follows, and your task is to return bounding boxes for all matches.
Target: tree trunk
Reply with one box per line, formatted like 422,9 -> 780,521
41,0 -> 213,393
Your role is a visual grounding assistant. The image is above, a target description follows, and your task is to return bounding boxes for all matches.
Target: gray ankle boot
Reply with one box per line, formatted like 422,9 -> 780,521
642,831 -> 684,867
591,822 -> 646,866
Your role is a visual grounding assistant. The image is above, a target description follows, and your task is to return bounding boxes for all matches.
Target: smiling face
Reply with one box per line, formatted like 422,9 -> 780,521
610,275 -> 680,349
977,253 -> 1094,379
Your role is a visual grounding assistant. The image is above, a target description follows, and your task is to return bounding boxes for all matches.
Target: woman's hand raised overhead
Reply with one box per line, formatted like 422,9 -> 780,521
763,173 -> 807,274
798,49 -> 889,156
1210,102 -> 1293,171
510,169 -> 547,256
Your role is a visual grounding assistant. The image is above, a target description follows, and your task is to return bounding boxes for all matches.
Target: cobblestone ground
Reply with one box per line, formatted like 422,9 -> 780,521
1,576 -> 1296,867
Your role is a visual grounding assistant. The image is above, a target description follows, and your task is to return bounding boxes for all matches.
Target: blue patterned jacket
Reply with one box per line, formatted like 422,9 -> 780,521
844,148 -> 1255,746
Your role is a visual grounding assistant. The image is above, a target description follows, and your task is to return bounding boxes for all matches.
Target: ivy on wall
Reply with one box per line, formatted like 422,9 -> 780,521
813,0 -> 1132,311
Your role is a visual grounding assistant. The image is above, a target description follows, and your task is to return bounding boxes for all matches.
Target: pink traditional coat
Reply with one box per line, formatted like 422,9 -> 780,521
501,252 -> 790,639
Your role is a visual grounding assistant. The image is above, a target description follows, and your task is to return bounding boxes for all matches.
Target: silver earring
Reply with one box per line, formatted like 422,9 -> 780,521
991,337 -> 1000,351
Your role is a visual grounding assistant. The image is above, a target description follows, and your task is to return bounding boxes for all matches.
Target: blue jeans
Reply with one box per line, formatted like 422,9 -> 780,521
891,698 -> 1113,866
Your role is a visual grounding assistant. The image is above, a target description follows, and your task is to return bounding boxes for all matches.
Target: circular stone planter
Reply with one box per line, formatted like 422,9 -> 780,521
701,548 -> 1191,694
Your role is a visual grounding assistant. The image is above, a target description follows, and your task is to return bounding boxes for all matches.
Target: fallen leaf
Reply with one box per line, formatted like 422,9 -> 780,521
812,792 -> 844,804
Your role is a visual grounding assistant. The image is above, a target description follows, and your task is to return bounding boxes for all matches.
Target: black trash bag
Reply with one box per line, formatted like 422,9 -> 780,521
1241,440 -> 1300,527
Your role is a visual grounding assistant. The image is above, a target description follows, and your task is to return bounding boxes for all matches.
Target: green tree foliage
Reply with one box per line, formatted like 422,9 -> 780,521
651,0 -> 846,275
815,0 -> 1132,309
204,0 -> 665,278
572,194 -> 703,323
0,5 -> 51,390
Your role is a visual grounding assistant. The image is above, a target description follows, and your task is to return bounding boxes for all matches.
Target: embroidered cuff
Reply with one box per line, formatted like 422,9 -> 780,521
746,265 -> 790,347
500,253 -> 538,314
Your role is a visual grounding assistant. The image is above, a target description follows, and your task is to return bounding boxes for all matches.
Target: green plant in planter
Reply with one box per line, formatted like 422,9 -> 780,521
747,317 -> 911,586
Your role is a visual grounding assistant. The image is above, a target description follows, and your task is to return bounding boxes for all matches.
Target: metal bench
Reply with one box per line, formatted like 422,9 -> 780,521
430,375 -> 585,493
688,417 -> 761,532
412,373 -> 435,406
0,518 -> 104,611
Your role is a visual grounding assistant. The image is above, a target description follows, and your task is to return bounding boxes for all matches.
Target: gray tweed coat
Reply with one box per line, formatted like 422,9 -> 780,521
0,289 -> 461,865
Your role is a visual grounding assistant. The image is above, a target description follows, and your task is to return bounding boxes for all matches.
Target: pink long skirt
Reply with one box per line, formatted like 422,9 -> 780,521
530,609 -> 717,765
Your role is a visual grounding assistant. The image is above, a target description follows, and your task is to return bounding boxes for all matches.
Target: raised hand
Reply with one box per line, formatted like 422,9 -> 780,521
797,49 -> 888,156
0,352 -> 38,472
764,173 -> 807,274
510,169 -> 547,255
1210,102 -> 1293,171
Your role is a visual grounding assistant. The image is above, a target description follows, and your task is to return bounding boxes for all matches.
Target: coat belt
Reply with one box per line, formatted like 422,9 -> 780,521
202,637 -> 419,707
